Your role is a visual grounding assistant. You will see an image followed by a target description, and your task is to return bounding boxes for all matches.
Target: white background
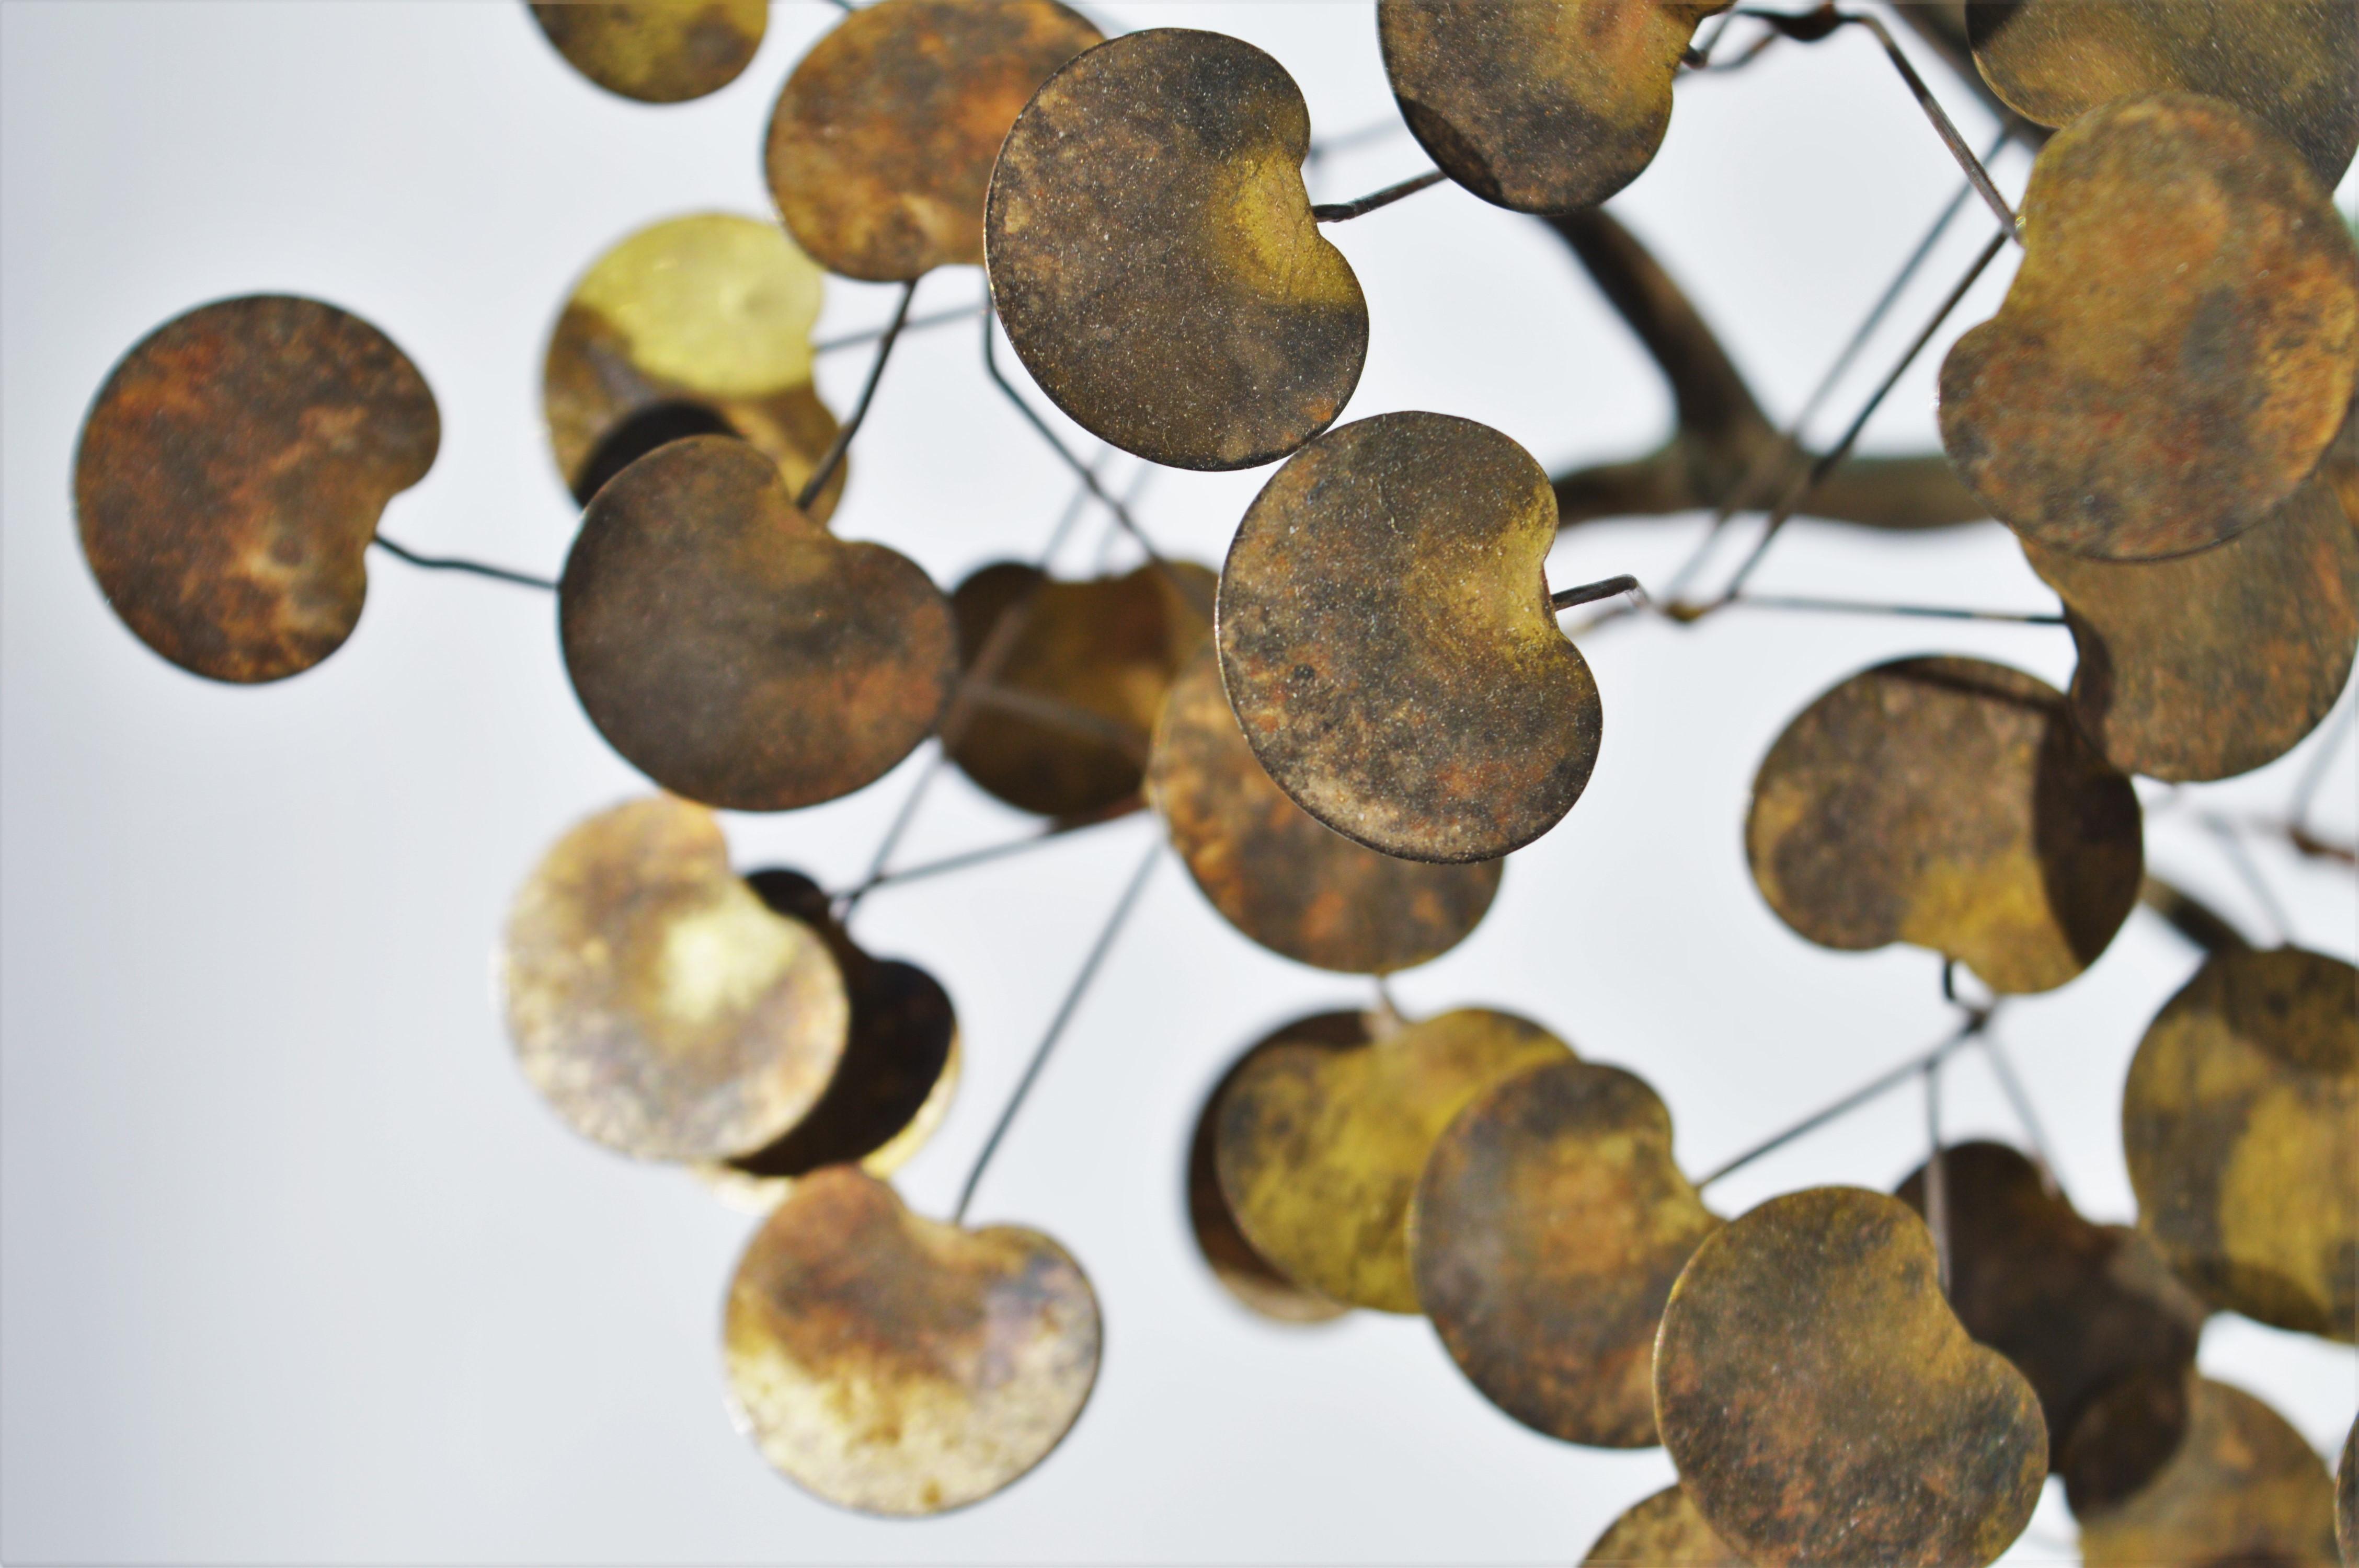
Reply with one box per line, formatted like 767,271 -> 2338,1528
3,3 -> 2354,1561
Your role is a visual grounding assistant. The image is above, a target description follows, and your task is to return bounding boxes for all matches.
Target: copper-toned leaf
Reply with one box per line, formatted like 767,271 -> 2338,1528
1409,1057 -> 1717,1446
1147,643 -> 1502,975
1582,1485 -> 1746,1566
501,797 -> 851,1162
1185,1012 -> 1364,1325
2076,1375 -> 2341,1566
1966,0 -> 2359,186
2123,945 -> 2357,1341
1655,1186 -> 2049,1568
985,28 -> 1369,471
1746,655 -> 2143,994
2024,476 -> 2359,782
559,436 -> 956,811
543,212 -> 844,520
1378,1 -> 1729,214
1894,1142 -> 2206,1462
948,560 -> 1215,820
528,1 -> 766,105
74,296 -> 439,683
764,0 -> 1103,282
722,1166 -> 1100,1515
1214,1007 -> 1573,1312
1940,93 -> 2359,561
1218,412 -> 1601,863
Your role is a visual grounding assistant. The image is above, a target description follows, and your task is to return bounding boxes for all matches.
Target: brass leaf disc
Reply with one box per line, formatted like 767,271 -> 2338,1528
528,1 -> 767,105
1582,1484 -> 1746,1566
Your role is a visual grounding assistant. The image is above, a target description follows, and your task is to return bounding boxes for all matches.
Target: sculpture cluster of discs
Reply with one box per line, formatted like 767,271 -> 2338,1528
63,0 -> 2359,1554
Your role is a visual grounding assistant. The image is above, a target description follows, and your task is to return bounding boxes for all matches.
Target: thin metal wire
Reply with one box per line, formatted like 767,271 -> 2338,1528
1304,116 -> 1409,169
1313,168 -> 1447,223
1697,1012 -> 1986,1188
841,808 -> 1144,903
1976,1031 -> 2066,1203
2287,690 -> 2356,839
2202,815 -> 2294,948
813,302 -> 982,356
797,277 -> 919,512
1549,574 -> 1644,612
1922,1055 -> 1950,1296
1727,593 -> 2066,625
953,839 -> 1162,1224
370,535 -> 557,592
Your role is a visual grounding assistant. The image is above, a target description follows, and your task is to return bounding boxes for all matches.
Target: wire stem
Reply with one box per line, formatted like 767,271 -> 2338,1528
1698,1012 -> 1987,1188
370,535 -> 556,592
1313,168 -> 1446,223
1550,574 -> 1644,612
1724,593 -> 2064,625
796,277 -> 918,513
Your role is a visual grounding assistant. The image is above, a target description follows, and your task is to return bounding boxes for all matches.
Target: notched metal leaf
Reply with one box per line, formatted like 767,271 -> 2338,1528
529,1 -> 766,105
1582,1484 -> 1746,1566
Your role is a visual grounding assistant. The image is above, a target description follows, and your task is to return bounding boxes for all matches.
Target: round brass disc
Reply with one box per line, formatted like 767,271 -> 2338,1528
2122,945 -> 2357,1341
1185,1012 -> 1366,1325
543,212 -> 844,521
1745,654 -> 2143,995
501,796 -> 851,1162
1218,412 -> 1601,864
2076,1375 -> 2342,1566
74,295 -> 440,684
1893,1141 -> 2206,1462
1378,1 -> 1730,214
1965,0 -> 2359,187
1214,1007 -> 1574,1313
722,1166 -> 1101,1515
764,0 -> 1104,282
1940,93 -> 2359,562
559,436 -> 957,812
1582,1485 -> 1745,1566
1408,1057 -> 1719,1447
2024,476 -> 2359,782
528,1 -> 767,105
947,560 -> 1215,820
1148,643 -> 1503,975
1654,1186 -> 2049,1568
984,28 -> 1369,471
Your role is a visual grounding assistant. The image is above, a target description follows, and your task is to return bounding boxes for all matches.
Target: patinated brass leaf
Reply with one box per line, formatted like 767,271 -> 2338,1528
1378,1 -> 1730,214
501,797 -> 851,1162
1894,1141 -> 2206,1462
1583,1485 -> 1745,1566
2122,945 -> 2357,1340
697,870 -> 960,1211
948,560 -> 1215,820
1408,1057 -> 1717,1447
1186,1012 -> 1364,1325
722,1166 -> 1100,1515
764,0 -> 1103,282
543,212 -> 844,520
559,436 -> 956,811
2338,1418 -> 2354,1567
1218,412 -> 1601,864
528,1 -> 766,105
1966,0 -> 2359,186
1654,1186 -> 2049,1568
1940,93 -> 2359,561
1746,655 -> 2143,994
985,28 -> 1369,471
1214,1007 -> 1573,1312
1148,643 -> 1502,975
2076,1375 -> 2341,1566
2024,477 -> 2359,782
74,295 -> 439,683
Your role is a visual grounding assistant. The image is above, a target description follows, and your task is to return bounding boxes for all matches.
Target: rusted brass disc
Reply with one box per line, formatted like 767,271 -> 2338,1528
543,212 -> 844,521
559,436 -> 956,812
528,1 -> 767,105
1582,1485 -> 1745,1566
947,560 -> 1215,820
1214,1007 -> 1574,1313
1148,643 -> 1503,975
1966,0 -> 2359,187
2122,945 -> 2357,1341
1186,1012 -> 1365,1325
1378,1 -> 1730,214
1894,1142 -> 2206,1463
1940,93 -> 2359,562
1654,1186 -> 2049,1568
984,28 -> 1370,472
2076,1375 -> 2342,1566
1408,1057 -> 1718,1447
696,870 -> 961,1210
1218,412 -> 1601,864
73,295 -> 440,684
501,796 -> 851,1162
722,1166 -> 1100,1515
2025,477 -> 2359,783
1746,655 -> 2143,995
764,0 -> 1104,282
